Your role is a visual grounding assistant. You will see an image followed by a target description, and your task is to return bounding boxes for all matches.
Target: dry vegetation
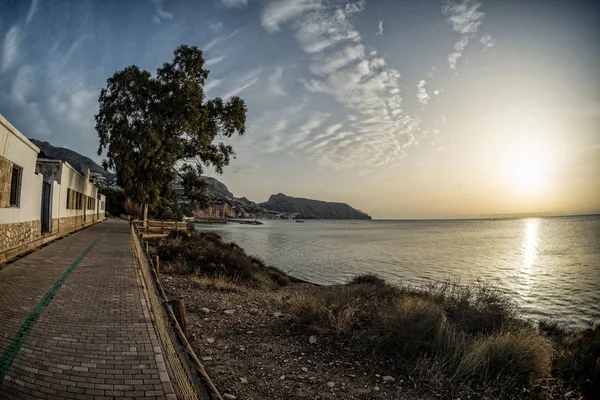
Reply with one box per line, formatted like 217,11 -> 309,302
153,232 -> 599,399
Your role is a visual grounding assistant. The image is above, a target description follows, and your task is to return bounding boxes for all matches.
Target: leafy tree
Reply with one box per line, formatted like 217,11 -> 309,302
95,45 -> 247,220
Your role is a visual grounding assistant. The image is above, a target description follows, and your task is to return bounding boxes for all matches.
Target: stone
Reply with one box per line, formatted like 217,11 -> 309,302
224,394 -> 236,400
301,367 -> 309,373
273,312 -> 282,318
201,356 -> 213,361
308,377 -> 317,384
201,307 -> 210,313
206,338 -> 215,344
309,335 -> 317,344
224,309 -> 234,315
240,378 -> 248,384
327,381 -> 335,388
382,375 -> 395,383
279,375 -> 286,380
374,386 -> 380,391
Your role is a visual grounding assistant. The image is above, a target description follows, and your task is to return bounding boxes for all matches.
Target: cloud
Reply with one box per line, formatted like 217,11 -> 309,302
151,0 -> 173,24
1,26 -> 20,73
205,79 -> 222,93
204,28 -> 241,52
268,67 -> 286,97
205,55 -> 225,66
261,0 -> 323,33
257,0 -> 422,169
442,0 -> 486,69
480,34 -> 495,51
417,80 -> 430,106
376,20 -> 383,36
26,0 -> 40,25
220,0 -> 249,8
222,68 -> 262,98
209,21 -> 224,33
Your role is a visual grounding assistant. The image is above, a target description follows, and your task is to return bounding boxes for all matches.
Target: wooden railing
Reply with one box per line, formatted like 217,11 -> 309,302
132,219 -> 193,235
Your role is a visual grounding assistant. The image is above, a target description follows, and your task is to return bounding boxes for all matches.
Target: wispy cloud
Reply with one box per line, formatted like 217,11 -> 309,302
222,68 -> 262,99
151,0 -> 173,24
204,28 -> 241,52
258,0 -> 422,169
261,0 -> 323,33
442,0 -> 488,70
1,26 -> 20,73
220,0 -> 249,9
480,34 -> 495,51
209,21 -> 224,33
26,0 -> 40,25
205,79 -> 222,93
268,67 -> 286,97
376,20 -> 383,36
417,80 -> 430,106
205,55 -> 225,66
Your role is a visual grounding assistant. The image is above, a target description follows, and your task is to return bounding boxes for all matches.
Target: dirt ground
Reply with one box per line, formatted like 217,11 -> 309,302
160,274 -> 431,400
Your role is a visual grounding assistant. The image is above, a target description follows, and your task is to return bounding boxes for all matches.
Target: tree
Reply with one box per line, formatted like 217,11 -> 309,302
95,45 -> 247,222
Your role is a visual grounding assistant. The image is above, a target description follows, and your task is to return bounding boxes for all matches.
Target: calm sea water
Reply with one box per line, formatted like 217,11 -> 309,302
196,216 -> 600,329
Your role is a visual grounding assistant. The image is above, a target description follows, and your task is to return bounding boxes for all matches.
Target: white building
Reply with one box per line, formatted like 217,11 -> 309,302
0,114 -> 105,263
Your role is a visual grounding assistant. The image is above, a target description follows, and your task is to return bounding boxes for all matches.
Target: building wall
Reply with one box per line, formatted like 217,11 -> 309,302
1,114 -> 106,263
0,114 -> 43,224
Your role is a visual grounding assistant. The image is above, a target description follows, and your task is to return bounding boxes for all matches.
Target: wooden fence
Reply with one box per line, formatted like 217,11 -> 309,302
132,219 -> 193,235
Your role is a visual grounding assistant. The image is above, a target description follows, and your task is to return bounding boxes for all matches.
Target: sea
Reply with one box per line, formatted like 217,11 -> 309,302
196,215 -> 600,329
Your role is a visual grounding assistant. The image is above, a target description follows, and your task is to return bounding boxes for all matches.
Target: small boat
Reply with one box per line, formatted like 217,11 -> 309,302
296,220 -> 305,223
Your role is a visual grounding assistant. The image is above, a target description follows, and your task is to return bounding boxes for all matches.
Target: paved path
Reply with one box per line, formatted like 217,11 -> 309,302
0,219 -> 175,400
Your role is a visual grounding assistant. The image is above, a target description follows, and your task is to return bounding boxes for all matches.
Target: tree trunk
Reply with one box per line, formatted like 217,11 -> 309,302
142,203 -> 148,229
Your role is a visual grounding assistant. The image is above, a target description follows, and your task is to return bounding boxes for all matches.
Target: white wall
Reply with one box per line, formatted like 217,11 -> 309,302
0,114 -> 43,224
57,162 -> 99,219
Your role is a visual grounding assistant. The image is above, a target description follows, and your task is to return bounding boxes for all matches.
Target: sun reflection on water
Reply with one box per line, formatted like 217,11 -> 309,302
521,218 -> 539,287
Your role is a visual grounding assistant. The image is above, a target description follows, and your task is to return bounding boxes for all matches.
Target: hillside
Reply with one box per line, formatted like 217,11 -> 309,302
262,193 -> 372,220
29,139 -> 116,186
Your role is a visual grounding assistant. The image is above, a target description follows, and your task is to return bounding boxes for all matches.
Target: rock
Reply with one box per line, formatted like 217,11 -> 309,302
201,307 -> 210,313
374,386 -> 380,392
201,356 -> 213,361
240,378 -> 248,384
564,392 -> 574,399
250,308 -> 259,314
279,375 -> 286,380
224,395 -> 236,400
327,381 -> 335,388
309,335 -> 317,344
206,338 -> 215,344
273,312 -> 282,318
224,309 -> 234,315
301,367 -> 309,373
382,375 -> 395,383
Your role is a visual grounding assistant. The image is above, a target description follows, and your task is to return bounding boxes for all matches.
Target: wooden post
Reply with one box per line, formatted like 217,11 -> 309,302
144,241 -> 149,253
168,298 -> 187,338
154,255 -> 160,276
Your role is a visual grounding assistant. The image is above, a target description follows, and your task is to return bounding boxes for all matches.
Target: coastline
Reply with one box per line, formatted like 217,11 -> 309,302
147,230 -> 599,400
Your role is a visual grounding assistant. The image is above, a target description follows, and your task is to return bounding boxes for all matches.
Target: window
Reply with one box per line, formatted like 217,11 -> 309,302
66,189 -> 72,209
10,165 -> 22,207
87,196 -> 95,210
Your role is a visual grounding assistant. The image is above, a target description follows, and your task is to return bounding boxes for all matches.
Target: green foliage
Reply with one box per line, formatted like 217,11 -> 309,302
95,45 -> 247,208
97,185 -> 126,216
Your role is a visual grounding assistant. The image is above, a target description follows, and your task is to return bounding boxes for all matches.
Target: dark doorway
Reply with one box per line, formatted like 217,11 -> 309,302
41,182 -> 52,233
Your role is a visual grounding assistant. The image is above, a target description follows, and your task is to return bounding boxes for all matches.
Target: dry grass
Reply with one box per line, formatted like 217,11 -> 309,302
283,275 -> 558,394
156,231 -> 290,289
189,275 -> 246,293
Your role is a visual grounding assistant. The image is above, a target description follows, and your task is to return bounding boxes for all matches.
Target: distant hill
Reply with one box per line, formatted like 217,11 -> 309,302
29,139 -> 117,186
262,193 -> 372,220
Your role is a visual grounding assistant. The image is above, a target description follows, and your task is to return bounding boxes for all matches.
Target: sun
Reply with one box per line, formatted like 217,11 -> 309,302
508,147 -> 548,196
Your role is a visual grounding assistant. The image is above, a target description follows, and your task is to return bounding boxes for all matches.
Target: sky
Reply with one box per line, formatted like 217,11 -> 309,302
0,0 -> 599,218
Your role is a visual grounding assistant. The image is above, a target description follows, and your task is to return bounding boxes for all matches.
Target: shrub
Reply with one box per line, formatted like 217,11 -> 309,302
350,273 -> 387,286
457,331 -> 553,387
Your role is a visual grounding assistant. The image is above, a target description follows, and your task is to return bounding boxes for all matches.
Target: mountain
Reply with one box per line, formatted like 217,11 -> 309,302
29,139 -> 117,186
262,193 -> 372,220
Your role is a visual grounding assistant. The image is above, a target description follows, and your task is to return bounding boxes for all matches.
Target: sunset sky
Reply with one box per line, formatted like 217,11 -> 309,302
0,0 -> 599,218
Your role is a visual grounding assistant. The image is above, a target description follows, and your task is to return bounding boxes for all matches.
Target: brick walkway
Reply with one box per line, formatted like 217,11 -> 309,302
0,219 -> 175,399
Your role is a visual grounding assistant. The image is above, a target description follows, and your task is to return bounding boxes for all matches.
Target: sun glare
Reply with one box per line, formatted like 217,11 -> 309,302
511,149 -> 546,195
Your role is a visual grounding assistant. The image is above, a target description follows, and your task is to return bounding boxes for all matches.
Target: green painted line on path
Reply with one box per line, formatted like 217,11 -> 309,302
0,229 -> 108,384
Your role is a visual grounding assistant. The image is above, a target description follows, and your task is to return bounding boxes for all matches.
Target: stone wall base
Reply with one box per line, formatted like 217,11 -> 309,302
0,217 -> 105,265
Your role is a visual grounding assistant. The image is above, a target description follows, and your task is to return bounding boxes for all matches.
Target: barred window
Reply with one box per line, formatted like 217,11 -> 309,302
9,165 -> 22,207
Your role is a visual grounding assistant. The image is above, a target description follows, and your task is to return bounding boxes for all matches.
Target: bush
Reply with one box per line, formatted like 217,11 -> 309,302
349,273 -> 386,286
157,231 -> 289,288
457,331 -> 553,386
